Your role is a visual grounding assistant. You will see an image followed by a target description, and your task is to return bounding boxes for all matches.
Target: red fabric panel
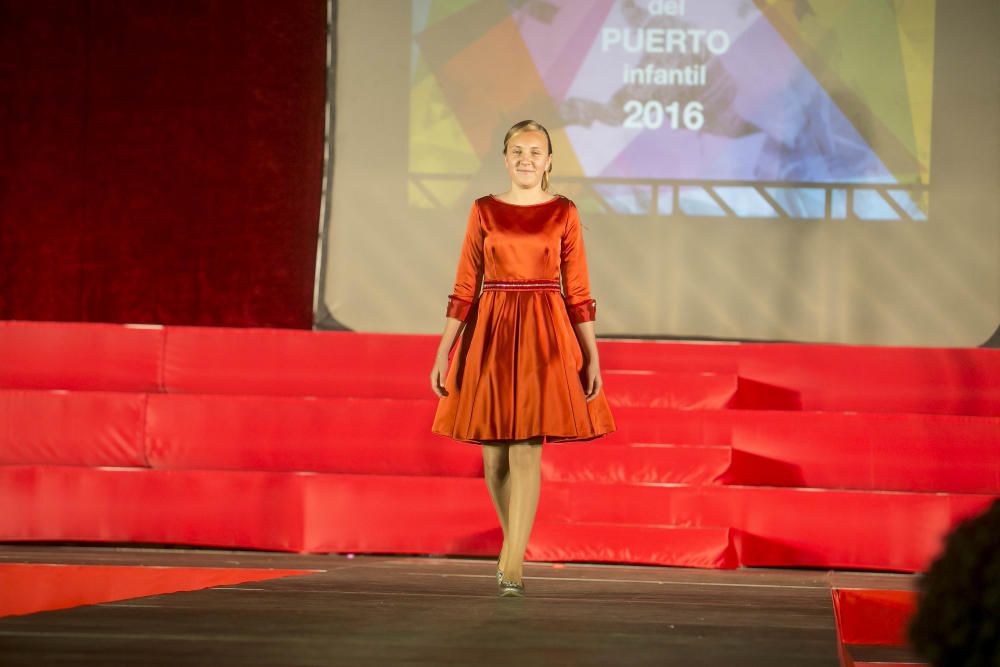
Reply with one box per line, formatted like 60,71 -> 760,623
606,408 -> 1000,494
0,390 -> 146,467
163,326 -> 1000,414
299,475 -> 495,554
0,2 -> 324,327
144,394 -> 483,476
605,406 -> 735,445
528,523 -> 736,569
725,487 -> 994,572
832,589 -> 917,646
0,466 -> 306,551
594,372 -> 804,411
1,466 -> 994,569
0,321 -> 162,392
5,321 -> 982,417
723,411 -> 1000,494
541,443 -> 732,485
604,370 -> 742,410
548,484 -> 995,572
6,380 -> 983,492
149,391 -> 978,490
599,341 -> 1000,416
163,327 -> 423,398
728,377 -> 802,410
302,476 -> 724,568
0,564 -> 318,618
0,466 -> 734,567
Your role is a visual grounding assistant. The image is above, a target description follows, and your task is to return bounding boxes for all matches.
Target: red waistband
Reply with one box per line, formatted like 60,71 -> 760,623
482,278 -> 561,291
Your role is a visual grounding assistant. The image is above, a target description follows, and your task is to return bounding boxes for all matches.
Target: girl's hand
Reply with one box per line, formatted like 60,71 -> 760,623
582,358 -> 603,401
430,353 -> 450,397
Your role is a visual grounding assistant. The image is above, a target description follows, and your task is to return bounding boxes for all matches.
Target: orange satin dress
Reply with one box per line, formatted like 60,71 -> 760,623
431,194 -> 616,445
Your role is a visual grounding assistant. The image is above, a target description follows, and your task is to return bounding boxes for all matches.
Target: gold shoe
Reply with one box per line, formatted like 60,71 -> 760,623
499,579 -> 525,597
496,557 -> 503,586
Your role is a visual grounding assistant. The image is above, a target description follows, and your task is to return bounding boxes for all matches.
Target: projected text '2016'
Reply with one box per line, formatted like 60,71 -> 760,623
602,2 -> 729,132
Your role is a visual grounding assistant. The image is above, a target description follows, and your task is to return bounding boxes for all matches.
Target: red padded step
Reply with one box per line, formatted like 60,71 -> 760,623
603,370 -> 800,410
2,466 -> 992,571
163,326 -> 415,398
0,321 -> 163,392
725,486 -> 992,572
4,388 -> 997,493
148,394 -> 1000,493
144,394 -> 483,476
547,483 -> 993,572
0,390 -> 147,467
0,465 -> 309,551
721,411 -> 1000,493
602,408 -> 1000,494
599,340 -> 1000,416
3,321 -> 999,416
528,523 -> 737,569
6,389 -> 996,493
165,327 -> 1000,415
161,325 -> 1000,415
165,327 -> 791,410
542,443 -> 731,485
297,473 -> 497,554
0,465 -> 730,567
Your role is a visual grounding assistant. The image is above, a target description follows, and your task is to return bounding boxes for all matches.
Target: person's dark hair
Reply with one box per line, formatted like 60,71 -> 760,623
908,498 -> 1000,666
502,120 -> 553,191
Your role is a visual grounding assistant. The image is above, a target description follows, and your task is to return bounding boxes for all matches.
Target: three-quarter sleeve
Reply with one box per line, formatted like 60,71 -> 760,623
445,201 -> 485,321
561,202 -> 597,323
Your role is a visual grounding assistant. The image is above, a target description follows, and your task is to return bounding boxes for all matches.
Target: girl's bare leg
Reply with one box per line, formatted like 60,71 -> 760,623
500,436 -> 543,584
481,442 -> 512,567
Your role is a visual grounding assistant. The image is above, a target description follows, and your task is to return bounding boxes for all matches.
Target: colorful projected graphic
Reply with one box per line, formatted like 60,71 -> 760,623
409,0 -> 934,221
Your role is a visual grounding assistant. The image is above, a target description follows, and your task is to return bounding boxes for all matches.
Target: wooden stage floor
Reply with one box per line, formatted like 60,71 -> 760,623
0,545 -> 917,666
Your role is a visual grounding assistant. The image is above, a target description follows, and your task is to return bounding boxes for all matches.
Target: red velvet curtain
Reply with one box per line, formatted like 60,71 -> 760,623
0,0 -> 326,328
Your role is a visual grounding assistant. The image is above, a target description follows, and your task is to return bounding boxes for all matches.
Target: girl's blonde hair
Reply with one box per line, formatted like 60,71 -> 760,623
502,120 -> 553,192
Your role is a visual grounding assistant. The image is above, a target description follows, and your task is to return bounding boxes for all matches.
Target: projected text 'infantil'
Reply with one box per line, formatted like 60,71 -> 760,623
602,1 -> 731,130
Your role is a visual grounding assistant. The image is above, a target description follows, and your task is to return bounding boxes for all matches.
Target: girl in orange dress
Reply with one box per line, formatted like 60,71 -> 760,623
430,120 -> 616,597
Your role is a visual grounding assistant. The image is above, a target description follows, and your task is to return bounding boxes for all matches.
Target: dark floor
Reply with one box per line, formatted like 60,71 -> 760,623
0,545 -> 916,666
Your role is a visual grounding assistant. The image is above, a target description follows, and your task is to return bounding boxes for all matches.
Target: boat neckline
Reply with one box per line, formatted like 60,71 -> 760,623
488,194 -> 562,207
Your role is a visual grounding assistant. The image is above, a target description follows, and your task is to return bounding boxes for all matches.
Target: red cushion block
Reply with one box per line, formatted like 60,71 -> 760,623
0,466 -> 306,551
2,466 -> 994,570
0,321 -> 163,392
599,341 -> 1000,416
3,321 -> 999,416
4,388 -> 996,493
163,326 -> 423,398
144,394 -> 483,476
607,408 -> 1000,494
0,390 -> 147,467
833,588 -> 918,646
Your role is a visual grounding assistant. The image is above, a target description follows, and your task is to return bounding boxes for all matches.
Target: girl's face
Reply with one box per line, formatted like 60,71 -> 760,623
504,131 -> 551,190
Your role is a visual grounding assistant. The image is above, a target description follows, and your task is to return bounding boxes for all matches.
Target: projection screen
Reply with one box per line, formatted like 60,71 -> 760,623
318,0 -> 1000,346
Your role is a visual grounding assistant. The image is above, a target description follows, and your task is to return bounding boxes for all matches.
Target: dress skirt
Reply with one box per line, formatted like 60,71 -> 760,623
431,285 -> 616,445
